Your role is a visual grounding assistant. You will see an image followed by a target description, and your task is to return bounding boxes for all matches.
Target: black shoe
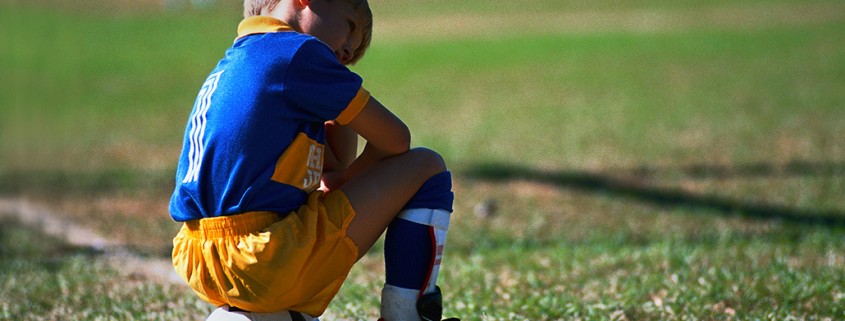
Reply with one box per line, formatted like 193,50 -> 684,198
417,286 -> 460,321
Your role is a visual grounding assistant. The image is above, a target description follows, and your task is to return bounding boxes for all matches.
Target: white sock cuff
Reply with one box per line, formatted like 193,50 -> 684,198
397,208 -> 451,230
382,284 -> 420,300
381,284 -> 421,321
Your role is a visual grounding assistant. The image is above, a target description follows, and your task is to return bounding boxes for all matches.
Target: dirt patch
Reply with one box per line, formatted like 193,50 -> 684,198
0,198 -> 116,250
0,197 -> 182,285
11,0 -> 238,15
16,0 -> 166,14
374,3 -> 845,41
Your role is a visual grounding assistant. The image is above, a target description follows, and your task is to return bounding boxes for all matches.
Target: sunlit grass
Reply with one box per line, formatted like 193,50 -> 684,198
1,0 -> 844,319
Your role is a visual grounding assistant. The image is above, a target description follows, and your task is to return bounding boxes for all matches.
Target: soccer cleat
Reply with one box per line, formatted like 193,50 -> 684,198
379,286 -> 459,321
416,287 -> 442,321
416,286 -> 460,321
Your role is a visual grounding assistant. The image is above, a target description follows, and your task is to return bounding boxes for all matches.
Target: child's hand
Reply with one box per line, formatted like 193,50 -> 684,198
320,170 -> 348,193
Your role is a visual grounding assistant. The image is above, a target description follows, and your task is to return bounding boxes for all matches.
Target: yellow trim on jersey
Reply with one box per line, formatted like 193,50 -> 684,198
336,87 -> 370,125
234,16 -> 369,126
271,133 -> 324,192
237,16 -> 296,40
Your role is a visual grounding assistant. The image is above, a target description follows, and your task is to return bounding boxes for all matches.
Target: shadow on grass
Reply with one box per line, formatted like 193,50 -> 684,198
463,161 -> 845,227
631,160 -> 845,180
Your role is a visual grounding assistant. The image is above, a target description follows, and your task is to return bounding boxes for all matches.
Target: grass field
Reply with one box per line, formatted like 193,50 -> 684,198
2,0 -> 845,319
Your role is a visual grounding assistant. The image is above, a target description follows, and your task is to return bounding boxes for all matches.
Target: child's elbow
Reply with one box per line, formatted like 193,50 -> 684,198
388,125 -> 412,154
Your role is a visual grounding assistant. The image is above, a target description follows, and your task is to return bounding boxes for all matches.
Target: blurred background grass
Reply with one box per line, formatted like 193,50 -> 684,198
1,0 -> 845,319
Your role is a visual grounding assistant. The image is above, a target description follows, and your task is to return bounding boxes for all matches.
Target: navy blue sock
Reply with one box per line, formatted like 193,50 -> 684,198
384,171 -> 454,292
384,218 -> 432,289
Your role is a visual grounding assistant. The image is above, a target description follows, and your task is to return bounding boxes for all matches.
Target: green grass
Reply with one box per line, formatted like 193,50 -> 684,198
0,218 -> 209,319
369,0 -> 842,16
360,26 -> 845,167
1,0 -> 845,319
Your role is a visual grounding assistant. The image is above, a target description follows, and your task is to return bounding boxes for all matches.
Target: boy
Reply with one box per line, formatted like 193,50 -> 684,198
169,0 -> 458,320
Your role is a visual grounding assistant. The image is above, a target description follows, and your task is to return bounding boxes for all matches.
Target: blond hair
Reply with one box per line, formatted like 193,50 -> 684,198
243,0 -> 372,65
243,0 -> 279,17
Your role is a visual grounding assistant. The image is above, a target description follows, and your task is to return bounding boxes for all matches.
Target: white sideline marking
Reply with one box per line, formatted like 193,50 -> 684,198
0,197 -> 182,285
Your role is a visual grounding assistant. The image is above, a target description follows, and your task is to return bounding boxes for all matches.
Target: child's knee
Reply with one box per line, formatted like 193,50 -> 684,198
409,147 -> 447,175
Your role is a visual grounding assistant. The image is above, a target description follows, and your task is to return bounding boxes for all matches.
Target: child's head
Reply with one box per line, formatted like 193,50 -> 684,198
244,0 -> 372,65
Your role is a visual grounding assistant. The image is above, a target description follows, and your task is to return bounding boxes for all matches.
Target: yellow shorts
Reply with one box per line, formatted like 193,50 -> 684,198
172,190 -> 359,316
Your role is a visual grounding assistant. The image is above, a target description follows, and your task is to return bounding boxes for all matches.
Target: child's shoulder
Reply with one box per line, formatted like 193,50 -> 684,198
239,32 -> 332,60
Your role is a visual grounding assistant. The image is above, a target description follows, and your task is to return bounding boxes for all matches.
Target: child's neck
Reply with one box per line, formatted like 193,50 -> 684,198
264,4 -> 302,34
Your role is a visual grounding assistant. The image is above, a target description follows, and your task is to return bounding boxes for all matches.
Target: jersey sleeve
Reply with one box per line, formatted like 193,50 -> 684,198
284,39 -> 370,125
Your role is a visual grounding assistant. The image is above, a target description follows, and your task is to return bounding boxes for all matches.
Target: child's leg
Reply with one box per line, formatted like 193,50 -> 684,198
341,147 -> 447,256
381,171 -> 453,321
340,147 -> 453,320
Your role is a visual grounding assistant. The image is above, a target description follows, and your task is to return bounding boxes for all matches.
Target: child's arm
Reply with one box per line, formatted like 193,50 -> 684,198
322,96 -> 410,190
346,96 -> 410,171
323,120 -> 358,172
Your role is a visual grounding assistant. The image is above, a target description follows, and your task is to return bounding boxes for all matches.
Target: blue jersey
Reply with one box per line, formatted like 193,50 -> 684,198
170,16 -> 370,222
